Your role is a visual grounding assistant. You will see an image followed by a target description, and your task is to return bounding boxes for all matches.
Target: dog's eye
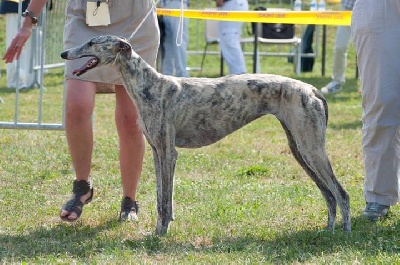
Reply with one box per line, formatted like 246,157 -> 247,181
88,41 -> 93,47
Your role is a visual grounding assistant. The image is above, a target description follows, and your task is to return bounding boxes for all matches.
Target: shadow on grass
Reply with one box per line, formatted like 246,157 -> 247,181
0,220 -> 121,259
0,87 -> 37,94
1,216 -> 399,262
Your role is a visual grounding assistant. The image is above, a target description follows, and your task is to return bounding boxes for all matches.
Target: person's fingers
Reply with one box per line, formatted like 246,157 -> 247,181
3,45 -> 20,63
3,28 -> 32,63
15,47 -> 23,61
4,39 -> 24,62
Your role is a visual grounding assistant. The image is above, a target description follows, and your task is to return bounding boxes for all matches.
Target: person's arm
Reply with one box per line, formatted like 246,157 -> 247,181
3,0 -> 48,63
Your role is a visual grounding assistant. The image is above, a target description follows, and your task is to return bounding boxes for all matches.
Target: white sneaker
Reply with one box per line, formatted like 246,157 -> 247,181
0,97 -> 3,104
320,82 -> 343,94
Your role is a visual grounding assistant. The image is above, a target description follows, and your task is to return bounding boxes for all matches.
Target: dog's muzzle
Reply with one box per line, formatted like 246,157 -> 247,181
61,51 -> 99,76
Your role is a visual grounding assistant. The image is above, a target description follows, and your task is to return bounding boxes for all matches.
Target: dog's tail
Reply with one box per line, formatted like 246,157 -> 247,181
313,89 -> 329,126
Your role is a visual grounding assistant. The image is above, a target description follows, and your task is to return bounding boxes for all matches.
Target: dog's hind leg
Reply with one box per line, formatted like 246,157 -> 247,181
279,119 -> 351,232
280,121 -> 337,229
151,139 -> 178,235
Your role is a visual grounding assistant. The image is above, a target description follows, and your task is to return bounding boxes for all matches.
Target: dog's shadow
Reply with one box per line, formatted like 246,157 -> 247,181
1,216 -> 399,262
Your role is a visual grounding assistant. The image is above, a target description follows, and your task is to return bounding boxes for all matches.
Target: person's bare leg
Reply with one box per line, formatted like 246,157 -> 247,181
115,85 -> 145,201
60,79 -> 96,221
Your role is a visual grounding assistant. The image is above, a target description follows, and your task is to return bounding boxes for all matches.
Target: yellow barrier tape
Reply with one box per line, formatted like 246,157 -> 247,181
157,9 -> 351,26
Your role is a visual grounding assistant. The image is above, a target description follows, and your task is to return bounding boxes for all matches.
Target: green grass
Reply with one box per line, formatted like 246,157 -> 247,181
1,3 -> 400,264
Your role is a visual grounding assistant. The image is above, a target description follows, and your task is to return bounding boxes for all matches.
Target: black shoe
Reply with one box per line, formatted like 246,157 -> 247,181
362,202 -> 390,222
60,179 -> 94,222
119,197 -> 139,222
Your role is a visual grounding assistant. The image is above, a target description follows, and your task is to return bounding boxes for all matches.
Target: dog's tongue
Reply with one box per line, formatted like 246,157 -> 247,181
72,58 -> 98,76
72,67 -> 85,76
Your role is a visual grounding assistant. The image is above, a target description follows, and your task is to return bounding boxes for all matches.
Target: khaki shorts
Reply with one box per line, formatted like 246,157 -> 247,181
63,0 -> 160,85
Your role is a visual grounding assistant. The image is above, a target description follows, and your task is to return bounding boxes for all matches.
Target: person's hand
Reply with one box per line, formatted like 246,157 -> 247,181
3,26 -> 33,63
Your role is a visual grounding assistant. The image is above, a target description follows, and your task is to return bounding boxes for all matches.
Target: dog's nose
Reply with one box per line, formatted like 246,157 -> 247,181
60,51 -> 68,59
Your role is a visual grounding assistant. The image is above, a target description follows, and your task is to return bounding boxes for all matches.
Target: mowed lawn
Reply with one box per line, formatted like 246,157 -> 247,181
1,3 -> 400,264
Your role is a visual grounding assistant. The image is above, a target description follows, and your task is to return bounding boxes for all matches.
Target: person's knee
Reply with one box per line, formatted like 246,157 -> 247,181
116,111 -> 142,137
65,95 -> 94,126
65,105 -> 93,127
65,81 -> 95,121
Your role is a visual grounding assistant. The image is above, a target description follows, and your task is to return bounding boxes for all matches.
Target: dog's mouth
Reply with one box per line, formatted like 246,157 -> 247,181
72,57 -> 99,76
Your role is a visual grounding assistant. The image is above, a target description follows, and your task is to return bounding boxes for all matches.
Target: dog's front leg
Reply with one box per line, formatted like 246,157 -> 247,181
152,141 -> 178,235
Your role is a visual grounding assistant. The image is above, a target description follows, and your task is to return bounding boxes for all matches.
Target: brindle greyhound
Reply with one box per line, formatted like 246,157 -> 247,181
61,35 -> 351,235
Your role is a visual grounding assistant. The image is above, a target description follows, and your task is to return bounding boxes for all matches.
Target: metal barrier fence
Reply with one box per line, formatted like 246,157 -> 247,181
0,0 -> 295,130
0,1 -> 66,130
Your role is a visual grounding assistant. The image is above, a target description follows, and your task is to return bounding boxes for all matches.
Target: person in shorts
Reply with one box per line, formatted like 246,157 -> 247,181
3,0 -> 160,222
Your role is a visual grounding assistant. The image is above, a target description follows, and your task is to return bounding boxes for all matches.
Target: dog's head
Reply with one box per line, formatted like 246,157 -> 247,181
61,35 -> 135,76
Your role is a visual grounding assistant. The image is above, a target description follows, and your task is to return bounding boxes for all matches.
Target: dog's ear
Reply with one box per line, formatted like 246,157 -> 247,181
118,40 -> 132,59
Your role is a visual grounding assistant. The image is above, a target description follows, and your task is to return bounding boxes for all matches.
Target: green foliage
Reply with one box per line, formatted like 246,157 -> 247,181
1,5 -> 400,264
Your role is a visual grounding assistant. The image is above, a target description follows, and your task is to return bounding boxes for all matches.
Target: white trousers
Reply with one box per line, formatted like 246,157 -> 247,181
218,0 -> 248,75
330,6 -> 352,84
160,1 -> 189,77
352,0 -> 400,206
5,13 -> 35,89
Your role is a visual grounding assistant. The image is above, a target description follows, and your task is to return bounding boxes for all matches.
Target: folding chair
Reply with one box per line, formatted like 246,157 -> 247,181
242,8 -> 302,75
199,18 -> 222,75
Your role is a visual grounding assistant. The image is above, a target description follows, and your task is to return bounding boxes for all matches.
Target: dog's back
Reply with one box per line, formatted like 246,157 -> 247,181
168,74 -> 326,148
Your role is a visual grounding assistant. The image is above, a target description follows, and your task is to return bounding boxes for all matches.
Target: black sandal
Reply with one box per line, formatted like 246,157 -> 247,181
60,179 -> 94,222
119,197 -> 139,222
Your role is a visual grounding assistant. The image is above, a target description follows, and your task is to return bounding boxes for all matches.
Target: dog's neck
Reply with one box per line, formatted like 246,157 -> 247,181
113,51 -> 164,106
